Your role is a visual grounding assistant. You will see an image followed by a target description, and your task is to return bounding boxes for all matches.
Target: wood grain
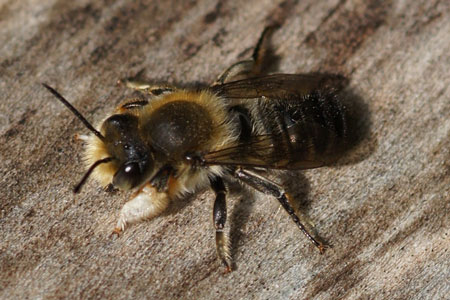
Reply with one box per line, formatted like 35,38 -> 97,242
1,0 -> 448,299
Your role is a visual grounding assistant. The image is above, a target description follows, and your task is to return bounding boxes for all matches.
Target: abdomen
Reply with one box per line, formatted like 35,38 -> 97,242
247,89 -> 348,168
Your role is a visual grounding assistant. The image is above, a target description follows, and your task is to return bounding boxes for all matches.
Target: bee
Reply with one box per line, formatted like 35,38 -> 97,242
43,25 -> 349,272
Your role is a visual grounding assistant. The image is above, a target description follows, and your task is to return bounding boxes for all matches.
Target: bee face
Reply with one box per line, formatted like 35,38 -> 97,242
101,114 -> 154,190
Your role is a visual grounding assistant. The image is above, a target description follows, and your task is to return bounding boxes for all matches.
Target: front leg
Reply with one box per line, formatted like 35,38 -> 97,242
113,183 -> 169,234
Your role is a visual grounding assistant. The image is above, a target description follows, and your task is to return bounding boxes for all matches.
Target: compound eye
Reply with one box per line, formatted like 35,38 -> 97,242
112,162 -> 142,190
124,162 -> 139,174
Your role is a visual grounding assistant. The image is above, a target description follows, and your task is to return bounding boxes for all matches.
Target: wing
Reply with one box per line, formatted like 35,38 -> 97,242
210,73 -> 347,104
204,73 -> 347,170
202,134 -> 326,170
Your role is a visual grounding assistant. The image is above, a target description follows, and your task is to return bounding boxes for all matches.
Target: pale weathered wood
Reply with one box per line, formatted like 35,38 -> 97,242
0,0 -> 449,299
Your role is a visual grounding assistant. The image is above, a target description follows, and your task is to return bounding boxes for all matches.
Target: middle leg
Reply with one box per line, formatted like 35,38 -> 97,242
210,176 -> 232,272
118,77 -> 175,96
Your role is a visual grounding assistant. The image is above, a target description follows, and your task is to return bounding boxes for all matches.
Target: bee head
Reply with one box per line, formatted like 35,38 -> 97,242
101,114 -> 154,190
43,84 -> 155,193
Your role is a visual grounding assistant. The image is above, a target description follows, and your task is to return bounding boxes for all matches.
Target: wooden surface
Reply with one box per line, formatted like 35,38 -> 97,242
1,0 -> 449,299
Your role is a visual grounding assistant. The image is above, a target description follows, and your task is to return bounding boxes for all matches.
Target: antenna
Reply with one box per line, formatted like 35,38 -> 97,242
42,83 -> 105,141
73,157 -> 113,193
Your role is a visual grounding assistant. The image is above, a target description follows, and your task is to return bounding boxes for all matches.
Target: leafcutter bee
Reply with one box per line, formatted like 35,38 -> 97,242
43,25 -> 349,272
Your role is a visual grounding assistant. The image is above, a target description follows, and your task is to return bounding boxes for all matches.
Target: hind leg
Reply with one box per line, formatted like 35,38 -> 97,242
213,24 -> 279,85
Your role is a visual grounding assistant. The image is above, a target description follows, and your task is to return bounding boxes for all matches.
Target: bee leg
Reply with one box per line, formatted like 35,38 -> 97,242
210,176 -> 232,272
117,99 -> 150,112
234,168 -> 329,253
213,60 -> 254,85
74,133 -> 89,142
117,78 -> 175,96
115,85 -> 177,112
213,24 -> 279,85
113,183 -> 169,234
251,24 -> 279,75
